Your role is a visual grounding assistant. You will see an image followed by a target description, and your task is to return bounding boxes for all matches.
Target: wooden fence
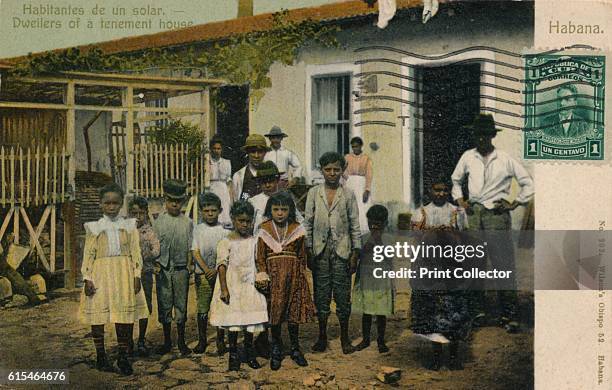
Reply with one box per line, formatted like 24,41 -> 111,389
132,143 -> 207,199
0,145 -> 71,207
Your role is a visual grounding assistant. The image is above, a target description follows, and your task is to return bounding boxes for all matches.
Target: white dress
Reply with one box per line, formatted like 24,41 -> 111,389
209,157 -> 233,226
209,235 -> 268,332
79,216 -> 149,325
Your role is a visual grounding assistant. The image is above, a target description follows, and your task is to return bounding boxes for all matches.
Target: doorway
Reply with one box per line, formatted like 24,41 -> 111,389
215,86 -> 250,174
412,63 -> 481,206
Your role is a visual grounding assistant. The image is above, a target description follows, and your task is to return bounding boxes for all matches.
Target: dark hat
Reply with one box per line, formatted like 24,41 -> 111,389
463,114 -> 502,135
163,179 -> 187,200
264,126 -> 288,138
241,134 -> 271,152
256,161 -> 280,180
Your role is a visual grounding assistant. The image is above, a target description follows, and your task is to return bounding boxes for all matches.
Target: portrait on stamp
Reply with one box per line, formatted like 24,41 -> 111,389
524,55 -> 605,160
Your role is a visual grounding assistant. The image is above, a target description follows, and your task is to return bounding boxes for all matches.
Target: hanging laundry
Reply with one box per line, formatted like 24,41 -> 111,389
422,0 -> 440,24
377,0 -> 397,29
377,0 -> 440,29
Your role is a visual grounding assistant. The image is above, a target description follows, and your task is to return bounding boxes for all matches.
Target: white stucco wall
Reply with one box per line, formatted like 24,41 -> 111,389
250,2 -> 534,227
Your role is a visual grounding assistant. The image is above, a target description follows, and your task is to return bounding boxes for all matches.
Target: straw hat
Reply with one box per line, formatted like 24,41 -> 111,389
241,134 -> 271,151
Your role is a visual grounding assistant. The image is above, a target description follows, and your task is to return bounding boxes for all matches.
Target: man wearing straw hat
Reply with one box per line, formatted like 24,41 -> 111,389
451,114 -> 534,333
232,134 -> 270,202
264,126 -> 302,189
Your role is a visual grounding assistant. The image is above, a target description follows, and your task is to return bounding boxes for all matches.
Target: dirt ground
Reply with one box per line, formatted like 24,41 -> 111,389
0,283 -> 533,390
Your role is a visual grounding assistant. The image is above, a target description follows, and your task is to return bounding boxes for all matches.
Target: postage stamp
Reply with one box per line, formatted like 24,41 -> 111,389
524,55 -> 605,160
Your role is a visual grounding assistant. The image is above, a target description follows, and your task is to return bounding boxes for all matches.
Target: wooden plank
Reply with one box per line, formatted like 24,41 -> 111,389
65,81 -> 76,200
52,144 -> 58,204
34,205 -> 51,244
9,147 -> 15,206
19,206 -> 50,270
14,205 -> 19,244
15,72 -> 222,87
0,207 -> 15,242
162,143 -> 167,184
1,146 -> 5,207
124,86 -> 135,196
0,101 -> 208,113
185,195 -> 194,219
50,206 -> 56,272
143,144 -> 149,198
61,147 -> 66,201
26,147 -> 31,207
35,145 -> 40,206
44,146 -> 49,204
18,147 -> 24,205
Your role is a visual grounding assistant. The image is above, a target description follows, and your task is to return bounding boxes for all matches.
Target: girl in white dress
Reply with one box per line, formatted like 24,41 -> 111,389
209,201 -> 268,371
79,183 -> 149,375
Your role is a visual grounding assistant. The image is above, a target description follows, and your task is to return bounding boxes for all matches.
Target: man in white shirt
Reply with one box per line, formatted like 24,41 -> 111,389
451,114 -> 534,333
264,126 -> 302,189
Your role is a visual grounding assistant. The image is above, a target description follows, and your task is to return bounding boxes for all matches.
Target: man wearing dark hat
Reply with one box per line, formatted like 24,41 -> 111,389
264,126 -> 302,189
233,134 -> 270,201
152,179 -> 194,355
451,114 -> 534,333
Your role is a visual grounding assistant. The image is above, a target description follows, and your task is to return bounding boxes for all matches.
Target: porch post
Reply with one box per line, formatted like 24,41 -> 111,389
65,81 -> 76,198
64,81 -> 77,288
123,86 -> 135,196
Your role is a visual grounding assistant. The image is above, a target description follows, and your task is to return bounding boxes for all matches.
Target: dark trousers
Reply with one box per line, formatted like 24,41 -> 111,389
156,267 -> 189,324
312,244 -> 352,322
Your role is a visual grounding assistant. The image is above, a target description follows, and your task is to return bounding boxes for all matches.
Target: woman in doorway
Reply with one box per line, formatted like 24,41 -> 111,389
344,136 -> 373,234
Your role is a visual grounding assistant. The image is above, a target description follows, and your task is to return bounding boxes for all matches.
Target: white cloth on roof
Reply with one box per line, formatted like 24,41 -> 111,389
377,0 -> 397,29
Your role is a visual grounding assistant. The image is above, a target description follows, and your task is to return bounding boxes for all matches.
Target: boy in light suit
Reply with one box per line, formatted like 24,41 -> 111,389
304,152 -> 362,354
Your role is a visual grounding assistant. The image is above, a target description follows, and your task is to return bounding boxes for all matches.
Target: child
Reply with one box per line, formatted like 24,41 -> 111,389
304,152 -> 362,354
410,179 -> 470,370
191,193 -> 230,355
153,179 -> 193,356
209,136 -> 233,227
352,205 -> 394,353
79,183 -> 149,375
250,161 -> 304,236
344,136 -> 373,234
209,201 -> 268,371
255,192 -> 315,370
249,161 -> 281,235
128,196 -> 160,357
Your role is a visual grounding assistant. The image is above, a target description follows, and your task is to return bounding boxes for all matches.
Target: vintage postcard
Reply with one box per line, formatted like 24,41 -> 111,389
0,1 -> 610,389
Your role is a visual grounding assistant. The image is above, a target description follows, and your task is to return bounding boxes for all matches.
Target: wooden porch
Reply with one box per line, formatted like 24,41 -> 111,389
0,70 -> 223,287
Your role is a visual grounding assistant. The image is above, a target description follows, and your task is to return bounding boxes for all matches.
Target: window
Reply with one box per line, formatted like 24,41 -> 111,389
311,74 -> 351,167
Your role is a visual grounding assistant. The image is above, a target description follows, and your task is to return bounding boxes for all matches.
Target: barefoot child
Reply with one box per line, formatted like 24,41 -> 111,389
410,179 -> 470,370
304,152 -> 362,354
209,201 -> 268,371
255,192 -> 315,370
153,179 -> 193,356
353,205 -> 394,353
190,193 -> 230,355
79,183 -> 149,375
128,196 -> 160,356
